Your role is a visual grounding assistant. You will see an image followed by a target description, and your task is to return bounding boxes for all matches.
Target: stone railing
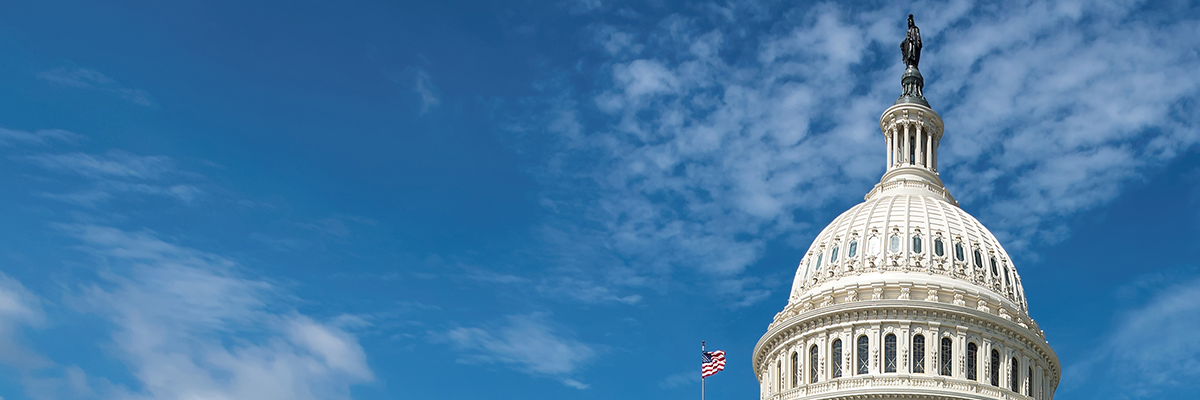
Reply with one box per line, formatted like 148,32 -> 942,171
864,178 -> 957,205
766,374 -> 1031,400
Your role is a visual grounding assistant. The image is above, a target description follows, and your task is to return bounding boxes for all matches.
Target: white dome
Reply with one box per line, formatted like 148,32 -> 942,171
789,190 -> 1029,313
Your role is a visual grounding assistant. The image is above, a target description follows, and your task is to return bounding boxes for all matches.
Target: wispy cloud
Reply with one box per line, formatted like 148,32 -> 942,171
18,150 -> 203,205
38,66 -> 155,107
660,370 -> 700,388
441,313 -> 595,388
514,0 -> 1200,304
414,69 -> 440,114
56,224 -> 374,400
0,272 -> 49,369
22,151 -> 175,179
0,127 -> 83,147
1061,272 -> 1200,398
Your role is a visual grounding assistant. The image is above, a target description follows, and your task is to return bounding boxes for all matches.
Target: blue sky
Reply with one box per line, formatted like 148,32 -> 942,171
0,0 -> 1198,399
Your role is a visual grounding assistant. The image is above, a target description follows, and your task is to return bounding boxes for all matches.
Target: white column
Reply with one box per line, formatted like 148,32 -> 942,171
925,128 -> 933,168
902,124 -> 910,165
914,125 -> 923,169
886,128 -> 893,168
926,133 -> 936,170
891,128 -> 899,167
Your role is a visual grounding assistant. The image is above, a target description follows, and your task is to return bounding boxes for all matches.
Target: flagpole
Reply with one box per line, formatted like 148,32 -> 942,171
701,340 -> 705,400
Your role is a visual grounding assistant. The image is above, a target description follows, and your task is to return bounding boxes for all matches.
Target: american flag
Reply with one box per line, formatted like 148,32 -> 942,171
702,350 -> 726,378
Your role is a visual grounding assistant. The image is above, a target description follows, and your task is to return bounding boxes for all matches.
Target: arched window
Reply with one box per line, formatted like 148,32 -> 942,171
955,243 -> 965,261
810,345 -> 819,383
815,253 -> 823,271
1004,268 -> 1011,289
940,337 -> 953,376
912,334 -> 925,373
857,336 -> 869,374
777,360 -> 783,391
889,234 -> 901,253
831,246 -> 840,263
912,235 -> 923,253
847,240 -> 858,258
1011,357 -> 1020,392
966,342 -> 978,381
831,339 -> 843,378
1027,366 -> 1033,395
973,249 -> 983,268
990,349 -> 1000,386
934,237 -> 944,256
990,257 -> 999,276
791,352 -> 798,388
884,334 -> 897,373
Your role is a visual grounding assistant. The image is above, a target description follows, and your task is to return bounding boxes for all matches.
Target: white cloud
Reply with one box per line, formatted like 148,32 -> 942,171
19,151 -> 204,205
516,0 -> 1200,304
37,66 -> 155,107
0,127 -> 83,147
22,151 -> 175,179
593,25 -> 643,56
0,272 -> 49,369
1061,274 -> 1200,398
659,370 -> 700,388
414,69 -> 440,114
443,313 -> 595,388
57,224 -> 374,400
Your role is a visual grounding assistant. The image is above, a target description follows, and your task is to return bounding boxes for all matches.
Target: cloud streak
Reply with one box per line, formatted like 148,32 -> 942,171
443,313 -> 596,388
19,150 -> 204,205
38,66 -> 155,107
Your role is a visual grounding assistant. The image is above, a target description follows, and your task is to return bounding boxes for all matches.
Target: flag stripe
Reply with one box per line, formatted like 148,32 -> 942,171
702,350 -> 726,378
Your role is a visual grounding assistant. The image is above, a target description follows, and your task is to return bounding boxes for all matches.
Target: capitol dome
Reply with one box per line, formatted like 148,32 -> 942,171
753,16 -> 1058,400
789,179 -> 1029,317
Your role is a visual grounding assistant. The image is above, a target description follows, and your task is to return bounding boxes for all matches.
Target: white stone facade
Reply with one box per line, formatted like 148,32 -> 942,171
753,101 -> 1060,400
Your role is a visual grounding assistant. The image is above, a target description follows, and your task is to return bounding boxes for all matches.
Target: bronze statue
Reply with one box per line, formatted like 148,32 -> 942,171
896,14 -> 928,106
901,14 -> 921,69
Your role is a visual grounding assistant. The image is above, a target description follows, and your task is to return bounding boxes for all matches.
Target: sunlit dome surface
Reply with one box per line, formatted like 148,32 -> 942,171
789,191 -> 1028,312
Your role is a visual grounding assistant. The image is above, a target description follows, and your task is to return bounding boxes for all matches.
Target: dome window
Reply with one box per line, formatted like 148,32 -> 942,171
990,257 -> 999,276
954,243 -> 965,261
847,241 -> 858,258
884,334 -> 897,373
857,336 -> 869,375
810,345 -> 819,383
912,334 -> 925,373
831,246 -> 840,263
912,235 -> 923,254
831,339 -> 843,378
1003,268 -> 1011,288
889,234 -> 901,253
990,349 -> 1000,386
868,236 -> 881,255
973,249 -> 983,268
1010,357 -> 1020,392
966,342 -> 978,381
777,360 -> 783,391
940,337 -> 953,376
934,238 -> 944,257
815,253 -> 824,271
791,352 -> 799,388
1027,366 -> 1033,395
